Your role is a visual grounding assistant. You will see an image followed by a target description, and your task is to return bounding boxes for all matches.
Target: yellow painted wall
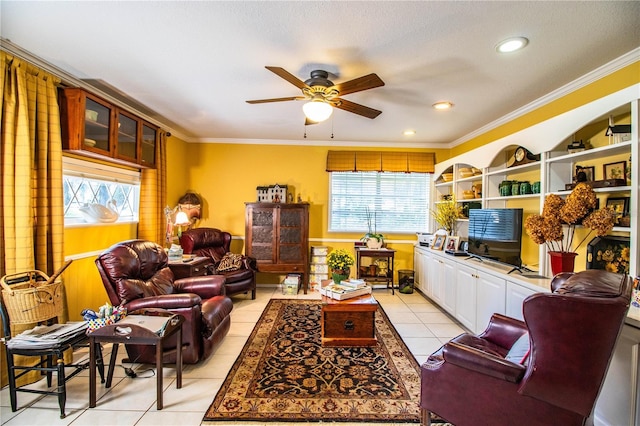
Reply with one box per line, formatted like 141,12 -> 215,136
183,144 -> 448,283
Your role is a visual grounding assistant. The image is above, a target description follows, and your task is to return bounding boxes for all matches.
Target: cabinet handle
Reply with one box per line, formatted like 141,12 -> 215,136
344,320 -> 354,330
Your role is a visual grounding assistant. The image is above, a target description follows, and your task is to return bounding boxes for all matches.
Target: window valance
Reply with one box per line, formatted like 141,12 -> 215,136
326,150 -> 435,173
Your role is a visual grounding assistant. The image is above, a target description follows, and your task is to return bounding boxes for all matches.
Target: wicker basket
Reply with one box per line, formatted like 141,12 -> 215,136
1,270 -> 64,324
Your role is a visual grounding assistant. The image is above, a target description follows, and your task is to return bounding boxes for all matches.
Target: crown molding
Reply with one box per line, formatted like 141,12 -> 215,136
450,47 -> 640,148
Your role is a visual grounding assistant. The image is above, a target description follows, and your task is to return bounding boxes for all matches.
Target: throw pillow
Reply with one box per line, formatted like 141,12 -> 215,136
505,333 -> 530,365
217,252 -> 244,272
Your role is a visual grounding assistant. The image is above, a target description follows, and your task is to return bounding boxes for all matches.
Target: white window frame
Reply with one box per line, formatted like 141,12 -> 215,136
63,156 -> 141,226
328,171 -> 431,234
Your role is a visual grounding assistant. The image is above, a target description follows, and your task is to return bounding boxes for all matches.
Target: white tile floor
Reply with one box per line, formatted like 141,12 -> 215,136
0,286 -> 465,426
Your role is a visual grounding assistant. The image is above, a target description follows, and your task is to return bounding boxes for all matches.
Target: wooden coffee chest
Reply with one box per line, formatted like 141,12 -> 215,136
321,294 -> 377,346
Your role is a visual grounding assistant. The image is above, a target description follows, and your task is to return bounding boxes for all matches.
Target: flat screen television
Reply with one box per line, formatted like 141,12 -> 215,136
467,208 -> 523,269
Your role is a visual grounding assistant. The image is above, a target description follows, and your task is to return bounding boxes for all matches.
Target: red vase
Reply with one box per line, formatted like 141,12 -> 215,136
549,251 -> 578,276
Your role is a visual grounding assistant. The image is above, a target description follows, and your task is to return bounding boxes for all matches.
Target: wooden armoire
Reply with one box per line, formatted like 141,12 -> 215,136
245,203 -> 309,293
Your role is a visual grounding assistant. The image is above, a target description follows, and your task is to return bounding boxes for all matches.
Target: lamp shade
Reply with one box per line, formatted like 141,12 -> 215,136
174,211 -> 190,226
303,101 -> 333,123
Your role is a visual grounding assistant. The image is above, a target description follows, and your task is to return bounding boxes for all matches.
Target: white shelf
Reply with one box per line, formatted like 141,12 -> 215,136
546,140 -> 632,163
486,161 -> 540,177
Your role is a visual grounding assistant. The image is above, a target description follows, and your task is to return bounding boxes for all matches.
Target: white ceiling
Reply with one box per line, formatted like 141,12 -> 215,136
2,1 -> 639,147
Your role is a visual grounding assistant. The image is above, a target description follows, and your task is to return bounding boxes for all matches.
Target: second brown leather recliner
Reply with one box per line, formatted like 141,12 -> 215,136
180,228 -> 257,299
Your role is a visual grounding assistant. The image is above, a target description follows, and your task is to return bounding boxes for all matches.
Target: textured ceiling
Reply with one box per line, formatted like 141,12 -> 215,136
2,1 -> 639,146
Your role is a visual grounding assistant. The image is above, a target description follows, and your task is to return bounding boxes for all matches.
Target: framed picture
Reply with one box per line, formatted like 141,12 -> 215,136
432,235 -> 445,251
586,235 -> 630,274
606,197 -> 629,220
603,161 -> 626,180
445,236 -> 460,251
575,165 -> 594,182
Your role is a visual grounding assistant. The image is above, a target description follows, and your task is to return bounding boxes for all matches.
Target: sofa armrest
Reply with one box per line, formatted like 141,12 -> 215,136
174,275 -> 226,298
478,313 -> 528,349
124,293 -> 202,311
443,341 -> 526,383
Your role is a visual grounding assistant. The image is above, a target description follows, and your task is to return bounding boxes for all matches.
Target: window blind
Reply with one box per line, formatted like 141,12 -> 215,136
329,171 -> 430,233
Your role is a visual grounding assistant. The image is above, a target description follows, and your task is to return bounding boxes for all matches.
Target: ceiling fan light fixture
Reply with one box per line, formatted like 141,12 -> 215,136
496,37 -> 529,53
432,101 -> 454,110
303,100 -> 333,123
403,130 -> 416,136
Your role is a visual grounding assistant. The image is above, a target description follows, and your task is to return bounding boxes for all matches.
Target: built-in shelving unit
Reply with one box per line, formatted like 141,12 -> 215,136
432,99 -> 637,278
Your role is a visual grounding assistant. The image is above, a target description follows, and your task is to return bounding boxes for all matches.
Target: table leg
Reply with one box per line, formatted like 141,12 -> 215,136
176,328 -> 182,389
156,341 -> 163,410
56,358 -> 66,418
106,343 -> 119,388
89,337 -> 96,408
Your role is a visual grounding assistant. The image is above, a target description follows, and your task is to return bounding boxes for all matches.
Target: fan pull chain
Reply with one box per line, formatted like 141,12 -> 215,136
331,116 -> 334,139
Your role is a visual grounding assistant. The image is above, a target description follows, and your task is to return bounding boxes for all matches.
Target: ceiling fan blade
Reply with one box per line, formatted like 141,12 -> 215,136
331,73 -> 385,96
266,66 -> 309,90
246,96 -> 305,104
333,98 -> 382,119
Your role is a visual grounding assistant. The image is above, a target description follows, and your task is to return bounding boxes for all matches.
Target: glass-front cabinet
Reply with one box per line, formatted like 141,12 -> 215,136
60,88 -> 158,168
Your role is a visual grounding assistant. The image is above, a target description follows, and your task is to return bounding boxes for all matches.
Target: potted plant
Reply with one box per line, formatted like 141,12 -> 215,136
327,248 -> 355,284
431,196 -> 463,235
361,207 -> 384,249
524,182 -> 616,275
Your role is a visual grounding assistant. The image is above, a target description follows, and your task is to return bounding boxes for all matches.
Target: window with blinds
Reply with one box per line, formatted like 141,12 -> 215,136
329,172 -> 430,234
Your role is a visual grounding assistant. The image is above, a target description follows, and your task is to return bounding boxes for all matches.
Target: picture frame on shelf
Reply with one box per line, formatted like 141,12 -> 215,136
445,236 -> 460,251
575,165 -> 594,182
432,235 -> 445,251
603,161 -> 626,180
605,197 -> 630,222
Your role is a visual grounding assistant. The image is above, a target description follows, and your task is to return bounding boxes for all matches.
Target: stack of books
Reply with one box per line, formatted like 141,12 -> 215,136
320,279 -> 372,300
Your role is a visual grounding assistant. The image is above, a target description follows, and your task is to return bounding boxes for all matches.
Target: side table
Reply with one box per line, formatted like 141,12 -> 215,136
356,248 -> 396,294
89,310 -> 184,410
168,256 -> 213,279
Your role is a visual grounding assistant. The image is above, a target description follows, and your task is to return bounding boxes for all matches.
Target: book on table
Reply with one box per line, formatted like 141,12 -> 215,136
320,284 -> 372,300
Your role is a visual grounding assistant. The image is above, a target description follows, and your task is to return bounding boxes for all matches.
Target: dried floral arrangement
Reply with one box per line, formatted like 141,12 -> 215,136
327,248 -> 355,271
524,183 -> 616,253
431,197 -> 463,235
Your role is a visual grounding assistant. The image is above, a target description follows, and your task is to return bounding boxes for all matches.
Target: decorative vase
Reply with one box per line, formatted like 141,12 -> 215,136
331,268 -> 350,284
549,251 -> 578,276
366,238 -> 383,249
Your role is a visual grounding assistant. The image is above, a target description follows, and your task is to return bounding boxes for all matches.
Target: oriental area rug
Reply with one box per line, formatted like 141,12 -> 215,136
204,299 -> 448,424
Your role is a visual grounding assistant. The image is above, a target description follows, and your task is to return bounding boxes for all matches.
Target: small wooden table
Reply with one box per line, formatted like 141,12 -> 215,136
321,294 -> 378,347
356,248 -> 396,294
168,256 -> 213,279
89,310 -> 184,410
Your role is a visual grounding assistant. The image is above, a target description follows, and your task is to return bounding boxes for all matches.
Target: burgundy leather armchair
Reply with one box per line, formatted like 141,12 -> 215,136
180,228 -> 257,299
95,239 -> 233,364
420,270 -> 633,426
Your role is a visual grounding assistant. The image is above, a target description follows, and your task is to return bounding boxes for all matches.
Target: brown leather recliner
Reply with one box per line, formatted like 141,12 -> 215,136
420,269 -> 633,426
180,228 -> 257,299
95,239 -> 233,364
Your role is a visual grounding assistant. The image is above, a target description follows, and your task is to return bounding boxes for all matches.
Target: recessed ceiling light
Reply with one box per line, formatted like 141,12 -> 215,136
403,130 -> 416,136
496,37 -> 529,53
432,101 -> 453,110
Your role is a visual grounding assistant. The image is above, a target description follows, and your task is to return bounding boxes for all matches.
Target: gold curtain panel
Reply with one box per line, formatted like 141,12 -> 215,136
326,151 -> 434,173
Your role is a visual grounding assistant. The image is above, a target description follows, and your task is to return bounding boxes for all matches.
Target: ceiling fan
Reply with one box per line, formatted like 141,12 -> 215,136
246,66 -> 385,123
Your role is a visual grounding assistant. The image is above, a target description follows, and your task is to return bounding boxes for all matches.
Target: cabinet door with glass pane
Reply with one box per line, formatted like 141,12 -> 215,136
115,110 -> 139,163
141,123 -> 157,167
